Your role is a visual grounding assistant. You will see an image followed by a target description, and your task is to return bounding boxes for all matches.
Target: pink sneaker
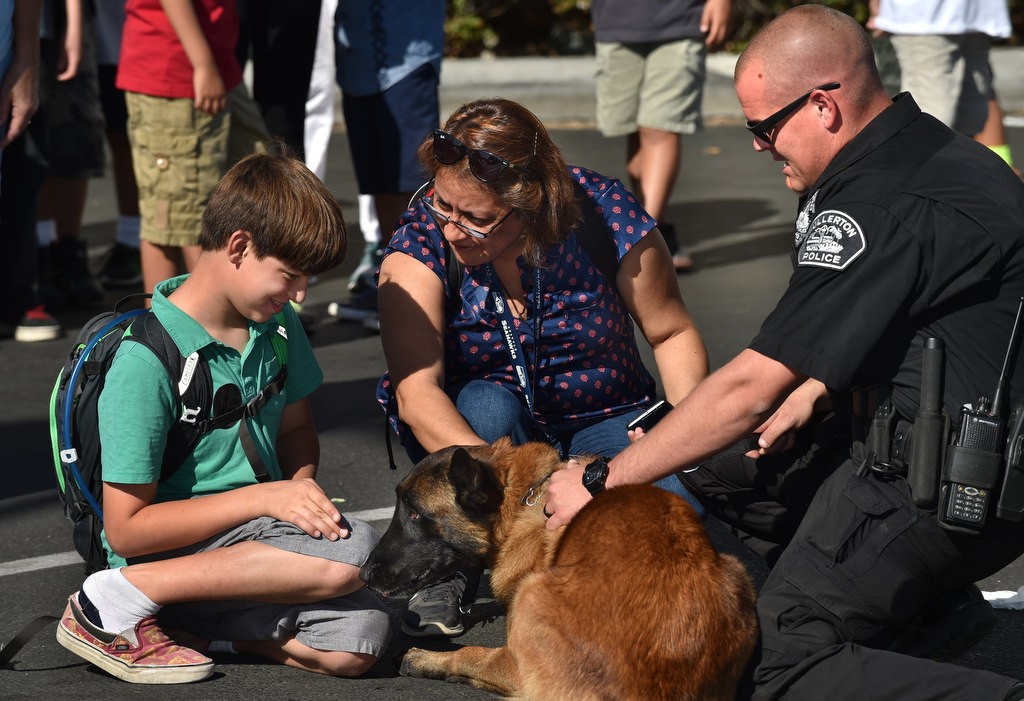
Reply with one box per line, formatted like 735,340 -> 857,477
55,592 -> 214,684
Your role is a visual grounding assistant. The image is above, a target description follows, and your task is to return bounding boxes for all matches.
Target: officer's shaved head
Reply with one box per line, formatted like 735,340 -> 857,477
736,5 -> 884,109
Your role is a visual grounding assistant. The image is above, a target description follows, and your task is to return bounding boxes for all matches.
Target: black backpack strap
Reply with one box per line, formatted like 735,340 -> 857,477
0,615 -> 59,667
571,180 -> 620,283
126,312 -> 211,482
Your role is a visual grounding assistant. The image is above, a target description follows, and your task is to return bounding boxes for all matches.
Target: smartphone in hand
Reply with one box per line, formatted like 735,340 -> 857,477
627,399 -> 673,432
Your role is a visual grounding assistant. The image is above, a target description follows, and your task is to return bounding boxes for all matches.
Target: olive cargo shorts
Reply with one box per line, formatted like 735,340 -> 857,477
125,84 -> 269,247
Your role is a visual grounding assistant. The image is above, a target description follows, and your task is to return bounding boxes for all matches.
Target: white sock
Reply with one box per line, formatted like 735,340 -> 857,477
37,219 -> 56,246
81,568 -> 160,633
116,215 -> 141,248
358,194 -> 382,245
208,640 -> 236,654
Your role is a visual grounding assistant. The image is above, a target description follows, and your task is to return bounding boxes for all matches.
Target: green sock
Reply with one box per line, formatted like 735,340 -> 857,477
989,144 -> 1014,168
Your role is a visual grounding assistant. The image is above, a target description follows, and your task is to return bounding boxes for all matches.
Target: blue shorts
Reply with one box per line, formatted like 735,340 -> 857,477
342,62 -> 439,194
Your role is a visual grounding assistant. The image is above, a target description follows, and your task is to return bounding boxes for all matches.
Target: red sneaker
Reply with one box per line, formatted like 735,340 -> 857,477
56,592 -> 214,684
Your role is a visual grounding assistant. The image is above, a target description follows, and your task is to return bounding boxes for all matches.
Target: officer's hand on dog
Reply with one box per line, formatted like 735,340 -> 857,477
544,461 -> 591,530
260,478 -> 350,540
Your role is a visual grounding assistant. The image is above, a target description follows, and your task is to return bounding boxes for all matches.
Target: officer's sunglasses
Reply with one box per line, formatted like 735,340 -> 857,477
431,129 -> 532,183
745,82 -> 841,144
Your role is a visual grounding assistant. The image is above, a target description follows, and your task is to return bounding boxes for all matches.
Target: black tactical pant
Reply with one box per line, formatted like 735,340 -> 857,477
751,459 -> 1024,700
682,417 -> 1024,701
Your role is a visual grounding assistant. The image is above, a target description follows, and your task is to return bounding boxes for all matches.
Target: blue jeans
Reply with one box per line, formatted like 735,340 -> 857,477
402,380 -> 704,516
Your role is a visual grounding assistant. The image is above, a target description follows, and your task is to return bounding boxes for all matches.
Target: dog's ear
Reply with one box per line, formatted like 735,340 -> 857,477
449,447 -> 504,517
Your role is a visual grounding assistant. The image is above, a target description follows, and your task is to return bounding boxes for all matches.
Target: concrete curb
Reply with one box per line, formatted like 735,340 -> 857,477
435,48 -> 1024,126
328,48 -> 1023,129
437,54 -> 740,126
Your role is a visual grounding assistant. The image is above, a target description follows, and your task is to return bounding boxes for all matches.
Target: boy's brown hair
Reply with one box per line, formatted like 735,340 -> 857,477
200,143 -> 347,275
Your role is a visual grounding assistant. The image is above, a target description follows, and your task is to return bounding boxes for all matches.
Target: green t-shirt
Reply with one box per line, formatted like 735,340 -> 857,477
97,275 -> 323,563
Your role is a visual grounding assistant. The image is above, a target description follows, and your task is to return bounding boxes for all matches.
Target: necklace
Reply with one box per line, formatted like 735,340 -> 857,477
497,275 -> 528,321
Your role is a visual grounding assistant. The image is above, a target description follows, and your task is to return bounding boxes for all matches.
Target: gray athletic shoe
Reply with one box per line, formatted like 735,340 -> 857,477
402,573 -> 468,637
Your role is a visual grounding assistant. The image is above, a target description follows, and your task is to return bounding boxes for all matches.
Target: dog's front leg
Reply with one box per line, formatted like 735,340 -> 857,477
401,645 -> 521,696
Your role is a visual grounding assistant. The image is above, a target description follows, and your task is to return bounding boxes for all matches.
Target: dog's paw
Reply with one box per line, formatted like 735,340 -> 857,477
399,647 -> 447,679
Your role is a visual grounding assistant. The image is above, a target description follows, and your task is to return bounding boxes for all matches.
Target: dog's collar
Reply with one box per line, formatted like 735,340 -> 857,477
520,472 -> 554,507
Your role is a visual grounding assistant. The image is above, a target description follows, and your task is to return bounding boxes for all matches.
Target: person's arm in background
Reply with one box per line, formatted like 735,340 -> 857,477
377,251 -> 489,453
55,0 -> 80,80
158,0 -> 225,113
0,0 -> 41,147
618,230 -> 708,404
701,0 -> 731,50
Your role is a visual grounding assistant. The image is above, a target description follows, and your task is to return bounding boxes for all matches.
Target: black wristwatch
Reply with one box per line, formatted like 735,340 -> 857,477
582,457 -> 610,496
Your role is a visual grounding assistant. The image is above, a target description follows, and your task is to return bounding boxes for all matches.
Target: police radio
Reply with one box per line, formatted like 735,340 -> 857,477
939,297 -> 1024,534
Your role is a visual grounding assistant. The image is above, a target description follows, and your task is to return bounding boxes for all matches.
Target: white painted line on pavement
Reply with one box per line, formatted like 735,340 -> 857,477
346,506 -> 395,523
0,506 -> 396,578
0,551 -> 83,577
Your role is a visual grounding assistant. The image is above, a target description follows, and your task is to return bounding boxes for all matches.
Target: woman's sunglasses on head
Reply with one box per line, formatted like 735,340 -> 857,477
431,129 -> 534,183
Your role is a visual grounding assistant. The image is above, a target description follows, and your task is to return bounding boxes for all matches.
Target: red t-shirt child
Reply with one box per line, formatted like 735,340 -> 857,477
116,0 -> 243,99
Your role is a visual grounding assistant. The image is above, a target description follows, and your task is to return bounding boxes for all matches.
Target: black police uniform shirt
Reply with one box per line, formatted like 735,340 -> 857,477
749,94 -> 1024,423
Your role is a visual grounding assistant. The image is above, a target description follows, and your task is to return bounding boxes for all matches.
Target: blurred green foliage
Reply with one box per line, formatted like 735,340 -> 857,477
444,0 -> 1022,57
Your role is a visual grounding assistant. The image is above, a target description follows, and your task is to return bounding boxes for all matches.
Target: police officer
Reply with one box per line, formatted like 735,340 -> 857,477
546,5 -> 1024,700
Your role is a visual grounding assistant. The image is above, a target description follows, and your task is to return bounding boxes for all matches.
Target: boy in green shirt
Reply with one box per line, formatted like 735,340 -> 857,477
56,147 -> 390,684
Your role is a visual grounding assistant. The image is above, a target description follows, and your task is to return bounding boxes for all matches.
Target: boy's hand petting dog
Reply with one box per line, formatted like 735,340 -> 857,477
260,478 -> 350,540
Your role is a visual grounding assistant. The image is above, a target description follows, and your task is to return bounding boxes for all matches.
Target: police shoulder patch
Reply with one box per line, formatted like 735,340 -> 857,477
797,209 -> 866,271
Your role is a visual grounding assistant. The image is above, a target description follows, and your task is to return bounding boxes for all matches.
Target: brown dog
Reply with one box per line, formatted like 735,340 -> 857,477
360,438 -> 758,700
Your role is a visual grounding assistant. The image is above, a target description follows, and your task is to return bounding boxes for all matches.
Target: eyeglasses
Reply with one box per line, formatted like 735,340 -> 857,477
431,129 -> 532,183
745,82 -> 841,144
423,192 -> 516,240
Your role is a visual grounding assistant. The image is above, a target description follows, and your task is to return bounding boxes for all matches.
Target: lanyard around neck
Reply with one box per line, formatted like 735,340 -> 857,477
486,265 -> 543,413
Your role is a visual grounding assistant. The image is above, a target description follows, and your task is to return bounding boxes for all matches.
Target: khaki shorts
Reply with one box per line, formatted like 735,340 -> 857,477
596,38 -> 706,137
889,32 -> 994,137
126,84 -> 269,247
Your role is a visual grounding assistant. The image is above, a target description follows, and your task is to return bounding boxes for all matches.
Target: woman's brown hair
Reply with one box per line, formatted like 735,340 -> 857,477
416,98 -> 580,265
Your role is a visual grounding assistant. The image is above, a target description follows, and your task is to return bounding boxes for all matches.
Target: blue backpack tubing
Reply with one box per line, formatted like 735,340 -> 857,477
49,295 -> 288,575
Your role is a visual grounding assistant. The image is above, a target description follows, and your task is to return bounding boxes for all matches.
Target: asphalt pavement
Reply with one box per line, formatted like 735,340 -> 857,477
2,53 -> 1024,699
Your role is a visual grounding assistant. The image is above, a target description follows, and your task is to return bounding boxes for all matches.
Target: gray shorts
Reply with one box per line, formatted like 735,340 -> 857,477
141,516 -> 392,656
889,32 -> 995,136
596,38 -> 706,136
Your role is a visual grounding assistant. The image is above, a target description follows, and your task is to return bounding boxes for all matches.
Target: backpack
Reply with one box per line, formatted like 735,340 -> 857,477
49,295 -> 289,575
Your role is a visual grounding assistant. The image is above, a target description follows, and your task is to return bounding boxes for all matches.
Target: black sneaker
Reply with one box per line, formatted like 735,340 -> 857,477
52,239 -> 104,306
402,573 -> 468,637
348,242 -> 384,293
14,305 -> 62,342
36,243 -> 65,309
99,243 -> 143,288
